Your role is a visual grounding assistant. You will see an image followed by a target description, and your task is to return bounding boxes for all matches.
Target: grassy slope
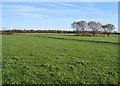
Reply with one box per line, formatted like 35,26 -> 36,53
2,34 -> 119,84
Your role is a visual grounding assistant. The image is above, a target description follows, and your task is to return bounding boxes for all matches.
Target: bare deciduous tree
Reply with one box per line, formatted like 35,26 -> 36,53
72,21 -> 87,36
102,24 -> 115,36
88,21 -> 102,36
77,21 -> 87,36
72,21 -> 80,36
72,21 -> 115,36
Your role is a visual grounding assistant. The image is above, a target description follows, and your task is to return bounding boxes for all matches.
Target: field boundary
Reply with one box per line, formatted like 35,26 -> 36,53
33,35 -> 119,45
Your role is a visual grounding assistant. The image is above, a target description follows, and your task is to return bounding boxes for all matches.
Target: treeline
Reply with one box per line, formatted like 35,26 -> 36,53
1,30 -> 75,35
72,21 -> 116,36
1,29 -> 118,35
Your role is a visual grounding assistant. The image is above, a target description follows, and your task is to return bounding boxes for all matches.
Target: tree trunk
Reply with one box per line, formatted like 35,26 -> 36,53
93,31 -> 95,36
77,32 -> 79,36
107,33 -> 110,36
76,29 -> 79,36
83,30 -> 84,36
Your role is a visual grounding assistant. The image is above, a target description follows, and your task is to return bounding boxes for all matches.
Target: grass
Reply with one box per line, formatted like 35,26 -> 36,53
0,35 -> 2,86
2,33 -> 119,84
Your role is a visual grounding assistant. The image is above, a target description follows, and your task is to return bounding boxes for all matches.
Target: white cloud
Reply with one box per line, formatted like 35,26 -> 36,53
1,0 -> 119,2
2,4 -> 48,18
50,2 -> 102,14
52,2 -> 76,7
18,13 -> 45,18
2,2 -> 117,19
3,5 -> 47,13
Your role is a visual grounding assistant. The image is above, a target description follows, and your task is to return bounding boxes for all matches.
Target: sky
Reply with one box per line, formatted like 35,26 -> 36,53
1,2 -> 118,31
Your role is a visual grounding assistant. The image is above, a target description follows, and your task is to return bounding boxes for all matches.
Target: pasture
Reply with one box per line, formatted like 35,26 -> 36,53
2,33 -> 119,84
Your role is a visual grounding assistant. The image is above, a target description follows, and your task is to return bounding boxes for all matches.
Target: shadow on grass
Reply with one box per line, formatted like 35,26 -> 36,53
32,35 -> 119,45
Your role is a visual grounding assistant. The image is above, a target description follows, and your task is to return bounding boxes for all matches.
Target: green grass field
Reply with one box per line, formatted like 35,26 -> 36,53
2,33 -> 119,84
